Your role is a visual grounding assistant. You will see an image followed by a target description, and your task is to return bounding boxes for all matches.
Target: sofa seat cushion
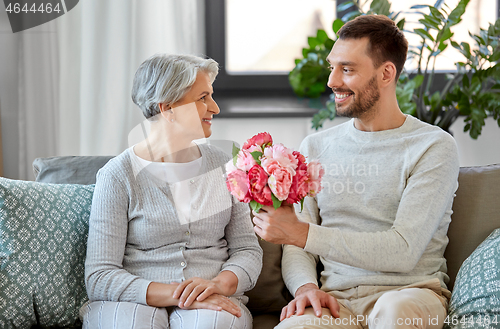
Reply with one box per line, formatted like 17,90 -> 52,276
244,238 -> 292,315
0,178 -> 94,328
445,228 -> 500,329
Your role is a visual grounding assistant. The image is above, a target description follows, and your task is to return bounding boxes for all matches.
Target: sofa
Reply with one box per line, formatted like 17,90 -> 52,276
0,156 -> 499,329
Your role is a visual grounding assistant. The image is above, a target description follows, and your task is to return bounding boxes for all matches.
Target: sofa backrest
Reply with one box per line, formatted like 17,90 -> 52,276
445,164 -> 500,290
33,156 -> 114,184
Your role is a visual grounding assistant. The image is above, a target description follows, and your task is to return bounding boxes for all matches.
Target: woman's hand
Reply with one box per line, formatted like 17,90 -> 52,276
173,271 -> 238,308
180,294 -> 242,317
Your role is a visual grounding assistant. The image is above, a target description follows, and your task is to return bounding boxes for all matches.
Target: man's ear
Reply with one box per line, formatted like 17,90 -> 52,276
380,62 -> 397,86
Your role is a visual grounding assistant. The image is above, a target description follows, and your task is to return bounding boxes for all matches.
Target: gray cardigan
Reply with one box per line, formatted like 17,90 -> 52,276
85,143 -> 263,305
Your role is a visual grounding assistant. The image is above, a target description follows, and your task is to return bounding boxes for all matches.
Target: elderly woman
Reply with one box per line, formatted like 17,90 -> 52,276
81,54 -> 263,329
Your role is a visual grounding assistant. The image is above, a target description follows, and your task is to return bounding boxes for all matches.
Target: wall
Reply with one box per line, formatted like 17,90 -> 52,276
211,116 -> 500,167
1,3 -> 499,179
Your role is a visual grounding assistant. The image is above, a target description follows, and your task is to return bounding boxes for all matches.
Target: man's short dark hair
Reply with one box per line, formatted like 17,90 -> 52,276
338,15 -> 408,80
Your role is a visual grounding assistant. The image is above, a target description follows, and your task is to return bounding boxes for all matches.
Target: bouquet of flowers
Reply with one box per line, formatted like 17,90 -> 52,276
225,132 -> 324,212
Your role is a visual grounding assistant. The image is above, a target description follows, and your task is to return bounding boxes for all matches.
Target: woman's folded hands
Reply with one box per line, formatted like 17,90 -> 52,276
146,271 -> 241,317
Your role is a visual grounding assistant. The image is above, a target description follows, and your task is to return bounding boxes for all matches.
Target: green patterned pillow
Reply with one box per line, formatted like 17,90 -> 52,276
0,177 -> 94,328
445,228 -> 500,329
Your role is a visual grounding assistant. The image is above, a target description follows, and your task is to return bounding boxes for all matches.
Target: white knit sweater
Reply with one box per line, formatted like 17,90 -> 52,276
85,143 -> 263,305
283,115 -> 459,295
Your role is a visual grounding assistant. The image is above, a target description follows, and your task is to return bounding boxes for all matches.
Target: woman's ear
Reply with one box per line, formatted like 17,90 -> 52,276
158,103 -> 174,122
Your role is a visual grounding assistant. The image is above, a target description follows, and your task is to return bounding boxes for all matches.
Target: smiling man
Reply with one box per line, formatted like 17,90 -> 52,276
252,15 -> 460,329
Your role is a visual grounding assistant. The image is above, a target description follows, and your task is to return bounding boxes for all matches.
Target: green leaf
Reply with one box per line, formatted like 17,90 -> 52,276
415,28 -> 435,42
370,0 -> 391,15
300,198 -> 305,212
250,151 -> 263,165
337,1 -> 355,12
410,4 -> 429,9
325,38 -> 335,50
419,18 -> 440,30
470,76 -> 482,94
440,28 -> 453,41
341,11 -> 361,22
447,0 -> 470,26
232,143 -> 240,166
464,122 -> 471,132
429,6 -> 445,21
396,18 -> 405,30
438,42 -> 448,52
434,0 -> 445,8
308,36 -> 320,49
458,93 -> 471,115
430,91 -> 441,110
461,42 -> 471,58
462,74 -> 470,88
316,29 -> 328,43
271,193 -> 282,210
333,18 -> 344,34
409,74 -> 424,89
250,200 -> 263,213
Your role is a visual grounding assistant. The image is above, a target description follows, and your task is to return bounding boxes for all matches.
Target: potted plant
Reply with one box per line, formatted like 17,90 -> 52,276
289,0 -> 500,139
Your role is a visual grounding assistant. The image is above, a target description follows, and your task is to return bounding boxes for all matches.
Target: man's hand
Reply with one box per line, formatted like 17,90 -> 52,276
252,202 -> 309,247
280,283 -> 340,321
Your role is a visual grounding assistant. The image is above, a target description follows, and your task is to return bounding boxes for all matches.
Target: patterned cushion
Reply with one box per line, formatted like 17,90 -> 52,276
0,177 -> 94,328
445,228 -> 500,329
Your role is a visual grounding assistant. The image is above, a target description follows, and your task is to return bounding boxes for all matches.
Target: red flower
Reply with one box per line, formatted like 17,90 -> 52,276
293,151 -> 306,165
242,132 -> 273,150
247,165 -> 273,206
286,162 -> 309,204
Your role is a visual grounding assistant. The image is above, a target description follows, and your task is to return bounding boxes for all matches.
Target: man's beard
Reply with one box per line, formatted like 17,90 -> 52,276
335,76 -> 380,118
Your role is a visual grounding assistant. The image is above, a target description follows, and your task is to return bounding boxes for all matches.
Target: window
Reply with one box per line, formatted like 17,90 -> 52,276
206,0 -> 500,93
225,0 -> 336,74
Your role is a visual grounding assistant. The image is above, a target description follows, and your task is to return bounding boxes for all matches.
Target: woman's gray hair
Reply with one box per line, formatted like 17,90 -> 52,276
131,54 -> 219,119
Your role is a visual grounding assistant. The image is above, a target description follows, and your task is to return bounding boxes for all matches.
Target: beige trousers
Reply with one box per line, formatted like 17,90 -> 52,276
275,279 -> 450,329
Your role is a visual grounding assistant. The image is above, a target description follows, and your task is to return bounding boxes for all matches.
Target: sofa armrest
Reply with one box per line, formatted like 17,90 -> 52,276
445,163 -> 500,290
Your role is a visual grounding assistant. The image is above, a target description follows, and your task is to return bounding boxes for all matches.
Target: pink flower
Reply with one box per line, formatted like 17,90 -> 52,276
246,144 -> 263,153
242,132 -> 273,150
286,162 -> 309,204
247,165 -> 273,206
264,160 -> 293,201
307,160 -> 324,197
236,149 -> 257,172
226,170 -> 252,202
225,160 -> 237,173
262,144 -> 298,175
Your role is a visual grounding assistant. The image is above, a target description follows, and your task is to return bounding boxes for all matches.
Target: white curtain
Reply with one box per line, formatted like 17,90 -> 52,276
17,0 -> 205,179
18,21 -> 60,180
